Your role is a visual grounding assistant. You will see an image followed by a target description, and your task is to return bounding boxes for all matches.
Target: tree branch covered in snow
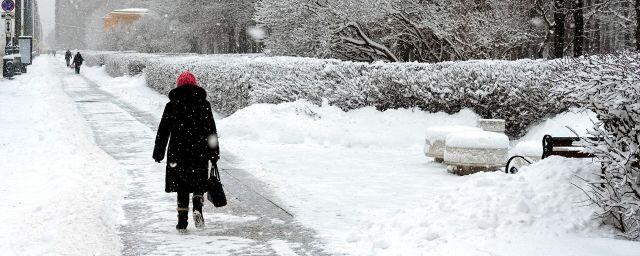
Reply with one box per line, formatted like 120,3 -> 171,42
556,52 -> 640,239
256,0 -> 541,62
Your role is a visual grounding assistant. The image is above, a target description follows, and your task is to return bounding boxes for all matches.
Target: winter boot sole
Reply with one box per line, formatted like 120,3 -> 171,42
193,210 -> 205,230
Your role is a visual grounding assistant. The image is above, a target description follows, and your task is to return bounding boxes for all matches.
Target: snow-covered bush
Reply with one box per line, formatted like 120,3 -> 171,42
145,55 -> 256,116
367,60 -> 566,137
102,53 -> 159,77
556,53 -> 640,239
87,51 -> 568,137
145,56 -> 566,137
83,51 -> 109,67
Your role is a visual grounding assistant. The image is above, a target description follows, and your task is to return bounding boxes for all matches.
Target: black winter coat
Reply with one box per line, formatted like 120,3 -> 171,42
73,53 -> 83,66
65,51 -> 72,60
153,85 -> 219,193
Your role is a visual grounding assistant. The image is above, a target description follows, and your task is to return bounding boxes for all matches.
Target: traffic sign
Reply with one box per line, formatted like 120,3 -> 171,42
1,0 -> 15,13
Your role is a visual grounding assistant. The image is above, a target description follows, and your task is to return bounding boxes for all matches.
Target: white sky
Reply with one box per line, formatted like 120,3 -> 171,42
37,0 -> 55,37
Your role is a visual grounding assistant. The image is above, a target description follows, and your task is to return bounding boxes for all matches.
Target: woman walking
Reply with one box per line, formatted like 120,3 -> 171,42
153,71 -> 220,232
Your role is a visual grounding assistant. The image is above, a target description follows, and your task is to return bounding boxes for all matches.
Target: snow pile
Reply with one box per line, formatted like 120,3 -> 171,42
219,100 -> 479,149
511,110 -> 597,158
510,140 -> 543,158
344,157 -> 616,255
81,65 -> 170,119
218,100 -> 639,255
0,56 -> 124,255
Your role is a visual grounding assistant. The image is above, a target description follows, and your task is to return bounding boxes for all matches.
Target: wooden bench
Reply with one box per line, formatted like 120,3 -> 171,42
542,135 -> 596,159
505,135 -> 601,173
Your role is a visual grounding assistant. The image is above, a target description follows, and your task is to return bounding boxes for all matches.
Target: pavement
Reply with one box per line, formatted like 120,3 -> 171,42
58,63 -> 328,255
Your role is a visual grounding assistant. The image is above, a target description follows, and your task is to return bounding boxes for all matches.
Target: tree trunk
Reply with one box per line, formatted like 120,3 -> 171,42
228,25 -> 237,53
553,0 -> 566,58
574,0 -> 584,56
636,0 -> 640,51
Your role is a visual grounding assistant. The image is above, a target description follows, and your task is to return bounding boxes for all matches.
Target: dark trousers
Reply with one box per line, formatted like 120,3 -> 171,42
66,59 -> 70,67
177,192 -> 204,212
75,65 -> 81,74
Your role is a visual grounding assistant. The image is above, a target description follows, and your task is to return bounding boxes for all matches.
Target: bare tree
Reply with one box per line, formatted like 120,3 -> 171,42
574,0 -> 586,56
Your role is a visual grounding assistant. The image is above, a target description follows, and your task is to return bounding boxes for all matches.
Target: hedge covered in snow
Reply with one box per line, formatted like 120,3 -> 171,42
83,51 -> 569,137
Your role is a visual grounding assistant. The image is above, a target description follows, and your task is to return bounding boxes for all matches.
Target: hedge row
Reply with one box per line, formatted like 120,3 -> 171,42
83,51 -> 569,138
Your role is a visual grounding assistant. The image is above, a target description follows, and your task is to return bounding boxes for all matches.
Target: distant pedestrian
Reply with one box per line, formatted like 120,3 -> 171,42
65,50 -> 72,67
72,52 -> 84,74
153,71 -> 220,233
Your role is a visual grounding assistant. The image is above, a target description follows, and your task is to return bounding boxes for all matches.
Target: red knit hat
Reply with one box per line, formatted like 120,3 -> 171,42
176,71 -> 198,87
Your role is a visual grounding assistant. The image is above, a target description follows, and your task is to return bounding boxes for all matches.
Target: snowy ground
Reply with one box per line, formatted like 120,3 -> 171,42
0,56 -> 124,255
3,55 -> 640,255
217,102 -> 640,256
84,60 -> 640,255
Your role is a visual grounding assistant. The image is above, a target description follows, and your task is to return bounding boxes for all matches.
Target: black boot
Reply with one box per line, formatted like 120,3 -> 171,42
193,195 -> 205,230
176,208 -> 189,232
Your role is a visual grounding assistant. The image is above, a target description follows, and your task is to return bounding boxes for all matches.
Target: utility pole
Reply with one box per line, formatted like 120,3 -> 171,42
13,0 -> 19,45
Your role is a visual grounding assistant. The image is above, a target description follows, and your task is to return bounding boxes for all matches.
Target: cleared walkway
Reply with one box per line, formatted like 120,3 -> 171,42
58,63 -> 326,255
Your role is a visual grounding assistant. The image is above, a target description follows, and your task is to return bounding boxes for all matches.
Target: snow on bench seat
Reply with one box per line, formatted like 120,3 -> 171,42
510,140 -> 543,160
444,131 -> 509,175
424,126 -> 481,162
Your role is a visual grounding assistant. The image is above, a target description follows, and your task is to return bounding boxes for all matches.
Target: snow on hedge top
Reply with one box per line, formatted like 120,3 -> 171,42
446,131 -> 509,149
425,126 -> 481,141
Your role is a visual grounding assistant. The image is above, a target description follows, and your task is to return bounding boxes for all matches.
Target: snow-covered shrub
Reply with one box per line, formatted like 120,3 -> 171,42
145,56 -> 565,137
88,51 -> 566,137
102,52 -> 159,77
556,52 -> 640,239
145,56 -> 255,116
83,51 -> 110,67
367,60 -> 566,137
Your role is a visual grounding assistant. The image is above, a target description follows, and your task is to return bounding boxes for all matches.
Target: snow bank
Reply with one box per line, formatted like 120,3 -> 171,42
219,100 -> 479,149
81,65 -> 171,120
0,56 -> 124,255
511,109 -> 597,158
218,100 -> 638,255
343,157 -> 625,255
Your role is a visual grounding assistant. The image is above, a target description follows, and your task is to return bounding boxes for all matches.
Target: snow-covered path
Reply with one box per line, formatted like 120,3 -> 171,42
6,55 -> 640,256
52,56 -> 326,255
0,56 -> 123,255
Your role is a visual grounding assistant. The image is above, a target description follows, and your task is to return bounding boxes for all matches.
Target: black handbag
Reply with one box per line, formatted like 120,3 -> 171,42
207,163 -> 227,207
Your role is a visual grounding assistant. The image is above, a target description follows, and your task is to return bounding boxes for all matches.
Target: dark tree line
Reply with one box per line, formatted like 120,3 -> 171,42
257,0 -> 640,62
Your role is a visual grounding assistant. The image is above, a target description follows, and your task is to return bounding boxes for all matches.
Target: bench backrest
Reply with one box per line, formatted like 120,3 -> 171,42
542,135 -> 596,159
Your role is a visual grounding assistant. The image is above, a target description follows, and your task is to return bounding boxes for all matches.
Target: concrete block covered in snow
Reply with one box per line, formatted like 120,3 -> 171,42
424,126 -> 481,162
444,131 -> 509,175
479,119 -> 506,133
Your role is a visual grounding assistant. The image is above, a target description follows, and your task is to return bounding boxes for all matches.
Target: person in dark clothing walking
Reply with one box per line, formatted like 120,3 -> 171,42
153,71 -> 220,232
72,52 -> 84,74
65,50 -> 72,67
